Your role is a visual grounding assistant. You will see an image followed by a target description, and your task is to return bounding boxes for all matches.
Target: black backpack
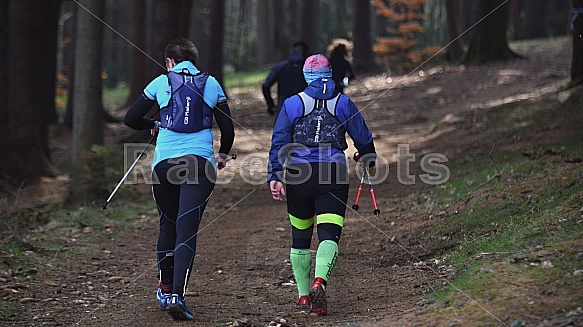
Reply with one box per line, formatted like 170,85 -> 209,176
292,92 -> 348,150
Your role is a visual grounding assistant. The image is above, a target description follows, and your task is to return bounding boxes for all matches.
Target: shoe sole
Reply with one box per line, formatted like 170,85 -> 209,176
296,304 -> 311,311
309,287 -> 327,315
167,305 -> 193,321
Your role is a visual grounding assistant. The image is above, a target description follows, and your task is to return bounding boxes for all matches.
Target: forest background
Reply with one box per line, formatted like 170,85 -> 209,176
1,0 -> 579,203
1,1 -> 583,326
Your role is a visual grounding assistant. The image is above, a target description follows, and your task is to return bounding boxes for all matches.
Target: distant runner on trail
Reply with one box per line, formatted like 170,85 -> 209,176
262,41 -> 309,119
328,42 -> 355,94
267,54 -> 376,315
124,38 -> 234,321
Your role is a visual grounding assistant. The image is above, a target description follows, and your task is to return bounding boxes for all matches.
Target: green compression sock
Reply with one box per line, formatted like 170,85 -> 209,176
290,248 -> 311,296
315,240 -> 339,284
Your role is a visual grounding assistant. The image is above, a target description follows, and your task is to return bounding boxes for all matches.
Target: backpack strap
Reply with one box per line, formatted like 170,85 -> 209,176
167,71 -> 207,95
298,92 -> 314,116
326,94 -> 341,116
298,92 -> 341,116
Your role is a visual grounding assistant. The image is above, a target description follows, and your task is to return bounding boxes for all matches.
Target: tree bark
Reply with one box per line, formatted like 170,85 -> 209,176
0,2 -> 6,161
353,0 -> 377,74
463,0 -> 520,64
445,0 -> 464,62
208,0 -> 225,85
70,0 -> 105,203
191,0 -> 213,70
126,0 -> 149,106
273,0 -> 290,60
64,2 -> 78,128
301,0 -> 318,53
0,0 -> 58,184
38,1 -> 61,127
512,0 -> 548,40
572,0 -> 583,85
256,0 -> 271,64
148,0 -> 186,79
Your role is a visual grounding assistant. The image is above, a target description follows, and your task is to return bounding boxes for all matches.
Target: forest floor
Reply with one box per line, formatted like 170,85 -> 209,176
1,37 -> 583,327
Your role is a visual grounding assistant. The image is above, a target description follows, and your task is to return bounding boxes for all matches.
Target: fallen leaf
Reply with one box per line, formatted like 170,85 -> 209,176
19,297 -> 36,303
43,281 -> 59,287
107,276 -> 123,282
11,283 -> 28,289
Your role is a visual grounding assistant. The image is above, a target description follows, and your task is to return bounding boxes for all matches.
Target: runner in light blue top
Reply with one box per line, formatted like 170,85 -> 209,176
124,38 -> 234,321
144,60 -> 226,170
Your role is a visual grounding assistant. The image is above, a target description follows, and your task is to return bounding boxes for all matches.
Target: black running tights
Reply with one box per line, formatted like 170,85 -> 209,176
152,155 -> 216,298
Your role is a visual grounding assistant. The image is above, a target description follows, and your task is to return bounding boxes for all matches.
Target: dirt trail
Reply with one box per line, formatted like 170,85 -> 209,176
1,38 -> 575,326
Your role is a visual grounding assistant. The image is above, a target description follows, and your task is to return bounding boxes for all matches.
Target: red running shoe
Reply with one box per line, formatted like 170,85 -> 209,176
296,295 -> 311,311
309,277 -> 327,315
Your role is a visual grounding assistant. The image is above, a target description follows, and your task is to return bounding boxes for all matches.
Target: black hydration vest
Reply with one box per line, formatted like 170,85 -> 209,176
160,70 -> 212,133
292,92 -> 348,150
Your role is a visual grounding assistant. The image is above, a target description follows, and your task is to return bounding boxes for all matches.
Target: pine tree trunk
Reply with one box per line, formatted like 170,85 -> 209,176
353,0 -> 377,74
301,0 -> 318,52
208,0 -> 225,85
445,0 -> 464,62
256,0 -> 271,64
273,0 -> 289,60
70,0 -> 105,203
126,0 -> 149,107
463,0 -> 520,63
0,0 -> 54,184
572,0 -> 583,85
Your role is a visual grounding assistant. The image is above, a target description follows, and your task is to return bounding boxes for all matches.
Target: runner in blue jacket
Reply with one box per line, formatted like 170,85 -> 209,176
262,41 -> 308,117
267,54 -> 376,315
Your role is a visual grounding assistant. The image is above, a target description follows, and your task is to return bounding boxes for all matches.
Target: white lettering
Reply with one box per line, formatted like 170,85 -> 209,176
184,96 -> 191,125
314,116 -> 323,143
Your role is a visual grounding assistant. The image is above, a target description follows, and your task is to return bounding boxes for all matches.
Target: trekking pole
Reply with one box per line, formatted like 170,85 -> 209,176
351,152 -> 380,216
352,172 -> 366,211
365,168 -> 380,217
102,135 -> 156,210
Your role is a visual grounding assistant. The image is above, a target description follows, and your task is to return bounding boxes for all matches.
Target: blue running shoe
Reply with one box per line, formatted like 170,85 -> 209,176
167,294 -> 194,321
156,288 -> 171,309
